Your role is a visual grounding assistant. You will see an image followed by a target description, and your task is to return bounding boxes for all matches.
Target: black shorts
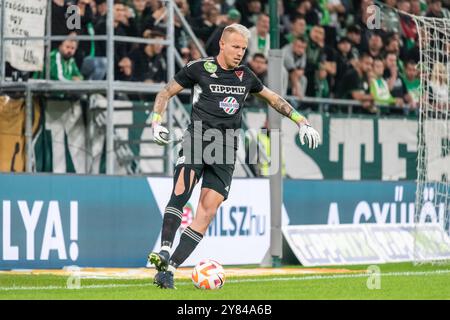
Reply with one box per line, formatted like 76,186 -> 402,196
176,134 -> 236,200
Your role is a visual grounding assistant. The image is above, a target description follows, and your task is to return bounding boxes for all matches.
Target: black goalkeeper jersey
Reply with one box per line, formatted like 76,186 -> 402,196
174,57 -> 264,149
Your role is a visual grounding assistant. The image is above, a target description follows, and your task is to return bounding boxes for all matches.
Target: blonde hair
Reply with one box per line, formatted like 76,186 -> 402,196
431,62 -> 448,85
222,23 -> 251,41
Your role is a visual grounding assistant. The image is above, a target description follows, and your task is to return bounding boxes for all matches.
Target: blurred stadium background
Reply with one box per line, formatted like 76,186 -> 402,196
0,0 -> 449,299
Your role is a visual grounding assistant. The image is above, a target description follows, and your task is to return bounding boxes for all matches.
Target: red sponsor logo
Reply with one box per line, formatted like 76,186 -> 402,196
235,70 -> 244,81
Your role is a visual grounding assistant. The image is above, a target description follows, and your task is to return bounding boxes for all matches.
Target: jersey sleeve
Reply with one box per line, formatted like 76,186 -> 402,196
174,60 -> 200,88
247,67 -> 264,93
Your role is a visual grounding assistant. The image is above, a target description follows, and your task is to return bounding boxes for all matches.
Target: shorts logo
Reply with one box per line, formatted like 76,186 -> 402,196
204,61 -> 217,73
220,97 -> 239,115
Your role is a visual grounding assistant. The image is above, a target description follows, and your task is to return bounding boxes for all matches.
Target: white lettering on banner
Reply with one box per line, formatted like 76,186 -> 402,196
4,0 -> 47,71
378,120 -> 417,180
329,119 -> 374,180
18,200 -> 43,260
2,201 -> 19,260
424,120 -> 450,181
207,206 -> 266,237
327,203 -> 340,224
40,201 -> 67,260
1,200 -> 79,262
352,186 -> 417,225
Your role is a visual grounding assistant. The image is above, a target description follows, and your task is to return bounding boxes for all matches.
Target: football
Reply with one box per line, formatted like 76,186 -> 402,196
191,259 -> 225,290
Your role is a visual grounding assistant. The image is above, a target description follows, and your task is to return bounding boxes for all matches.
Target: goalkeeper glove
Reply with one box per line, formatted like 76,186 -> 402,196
151,112 -> 171,146
298,123 -> 321,149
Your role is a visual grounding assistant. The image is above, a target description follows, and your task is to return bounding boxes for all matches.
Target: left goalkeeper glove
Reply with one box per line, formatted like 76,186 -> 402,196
298,123 -> 321,149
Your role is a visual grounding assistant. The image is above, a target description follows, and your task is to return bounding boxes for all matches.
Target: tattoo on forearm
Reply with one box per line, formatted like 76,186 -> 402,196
153,80 -> 177,114
272,97 -> 294,118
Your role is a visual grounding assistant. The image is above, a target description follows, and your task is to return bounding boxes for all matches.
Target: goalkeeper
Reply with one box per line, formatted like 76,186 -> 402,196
148,23 -> 320,289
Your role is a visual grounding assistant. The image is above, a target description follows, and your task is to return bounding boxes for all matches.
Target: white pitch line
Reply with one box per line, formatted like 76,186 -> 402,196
0,270 -> 449,292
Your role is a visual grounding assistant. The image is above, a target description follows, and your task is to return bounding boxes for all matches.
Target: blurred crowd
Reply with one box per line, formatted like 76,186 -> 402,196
5,0 -> 450,113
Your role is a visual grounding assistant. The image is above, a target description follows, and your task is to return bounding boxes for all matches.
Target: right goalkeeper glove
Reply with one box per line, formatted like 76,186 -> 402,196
151,112 -> 171,146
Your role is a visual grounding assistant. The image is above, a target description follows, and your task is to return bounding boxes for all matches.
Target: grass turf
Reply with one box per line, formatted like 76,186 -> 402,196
0,262 -> 449,300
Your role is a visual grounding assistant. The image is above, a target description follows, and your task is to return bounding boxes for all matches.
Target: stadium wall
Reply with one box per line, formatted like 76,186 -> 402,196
2,174 -> 442,269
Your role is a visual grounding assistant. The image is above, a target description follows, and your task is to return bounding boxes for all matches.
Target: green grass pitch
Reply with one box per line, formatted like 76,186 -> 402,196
0,262 -> 449,300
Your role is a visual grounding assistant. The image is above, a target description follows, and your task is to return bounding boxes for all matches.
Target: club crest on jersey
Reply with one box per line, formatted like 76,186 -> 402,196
219,97 -> 240,115
235,70 -> 244,81
204,61 -> 217,73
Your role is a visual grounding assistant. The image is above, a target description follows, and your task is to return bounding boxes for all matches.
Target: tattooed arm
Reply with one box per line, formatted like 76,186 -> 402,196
150,79 -> 184,145
253,86 -> 321,149
153,79 -> 185,115
252,86 -> 308,126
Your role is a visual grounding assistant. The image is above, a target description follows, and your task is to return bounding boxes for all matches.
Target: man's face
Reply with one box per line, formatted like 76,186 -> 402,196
146,36 -> 165,56
292,18 -> 306,35
256,16 -> 270,35
59,40 -> 77,59
405,63 -> 417,79
133,0 -> 146,12
114,4 -> 126,22
397,0 -> 411,13
369,34 -> 382,50
292,40 -> 306,56
430,1 -> 442,14
373,60 -> 384,77
248,0 -> 261,13
360,56 -> 373,74
348,31 -> 361,44
250,56 -> 267,74
386,39 -> 400,54
385,54 -> 397,68
220,32 -> 248,69
337,41 -> 351,54
310,26 -> 325,46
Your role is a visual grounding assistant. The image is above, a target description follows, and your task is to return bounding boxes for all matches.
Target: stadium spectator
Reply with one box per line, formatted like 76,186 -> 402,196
246,53 -> 270,108
336,53 -> 376,113
238,0 -> 263,28
429,62 -> 449,110
291,0 -> 319,26
402,60 -> 420,109
128,0 -> 155,37
191,3 -> 221,43
305,26 -> 335,97
248,53 -> 269,86
346,25 -> 363,61
51,0 -> 71,49
40,38 -> 83,82
72,0 -> 108,81
319,0 -> 346,48
397,0 -> 418,51
129,29 -> 167,83
182,40 -> 204,65
334,36 -> 354,93
94,0 -> 108,18
370,58 -> 403,107
364,32 -> 384,59
247,14 -> 271,59
95,0 -> 132,80
426,0 -> 450,18
205,8 -> 242,56
410,0 -> 425,16
283,35 -> 308,99
281,15 -> 307,48
383,52 -> 411,105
